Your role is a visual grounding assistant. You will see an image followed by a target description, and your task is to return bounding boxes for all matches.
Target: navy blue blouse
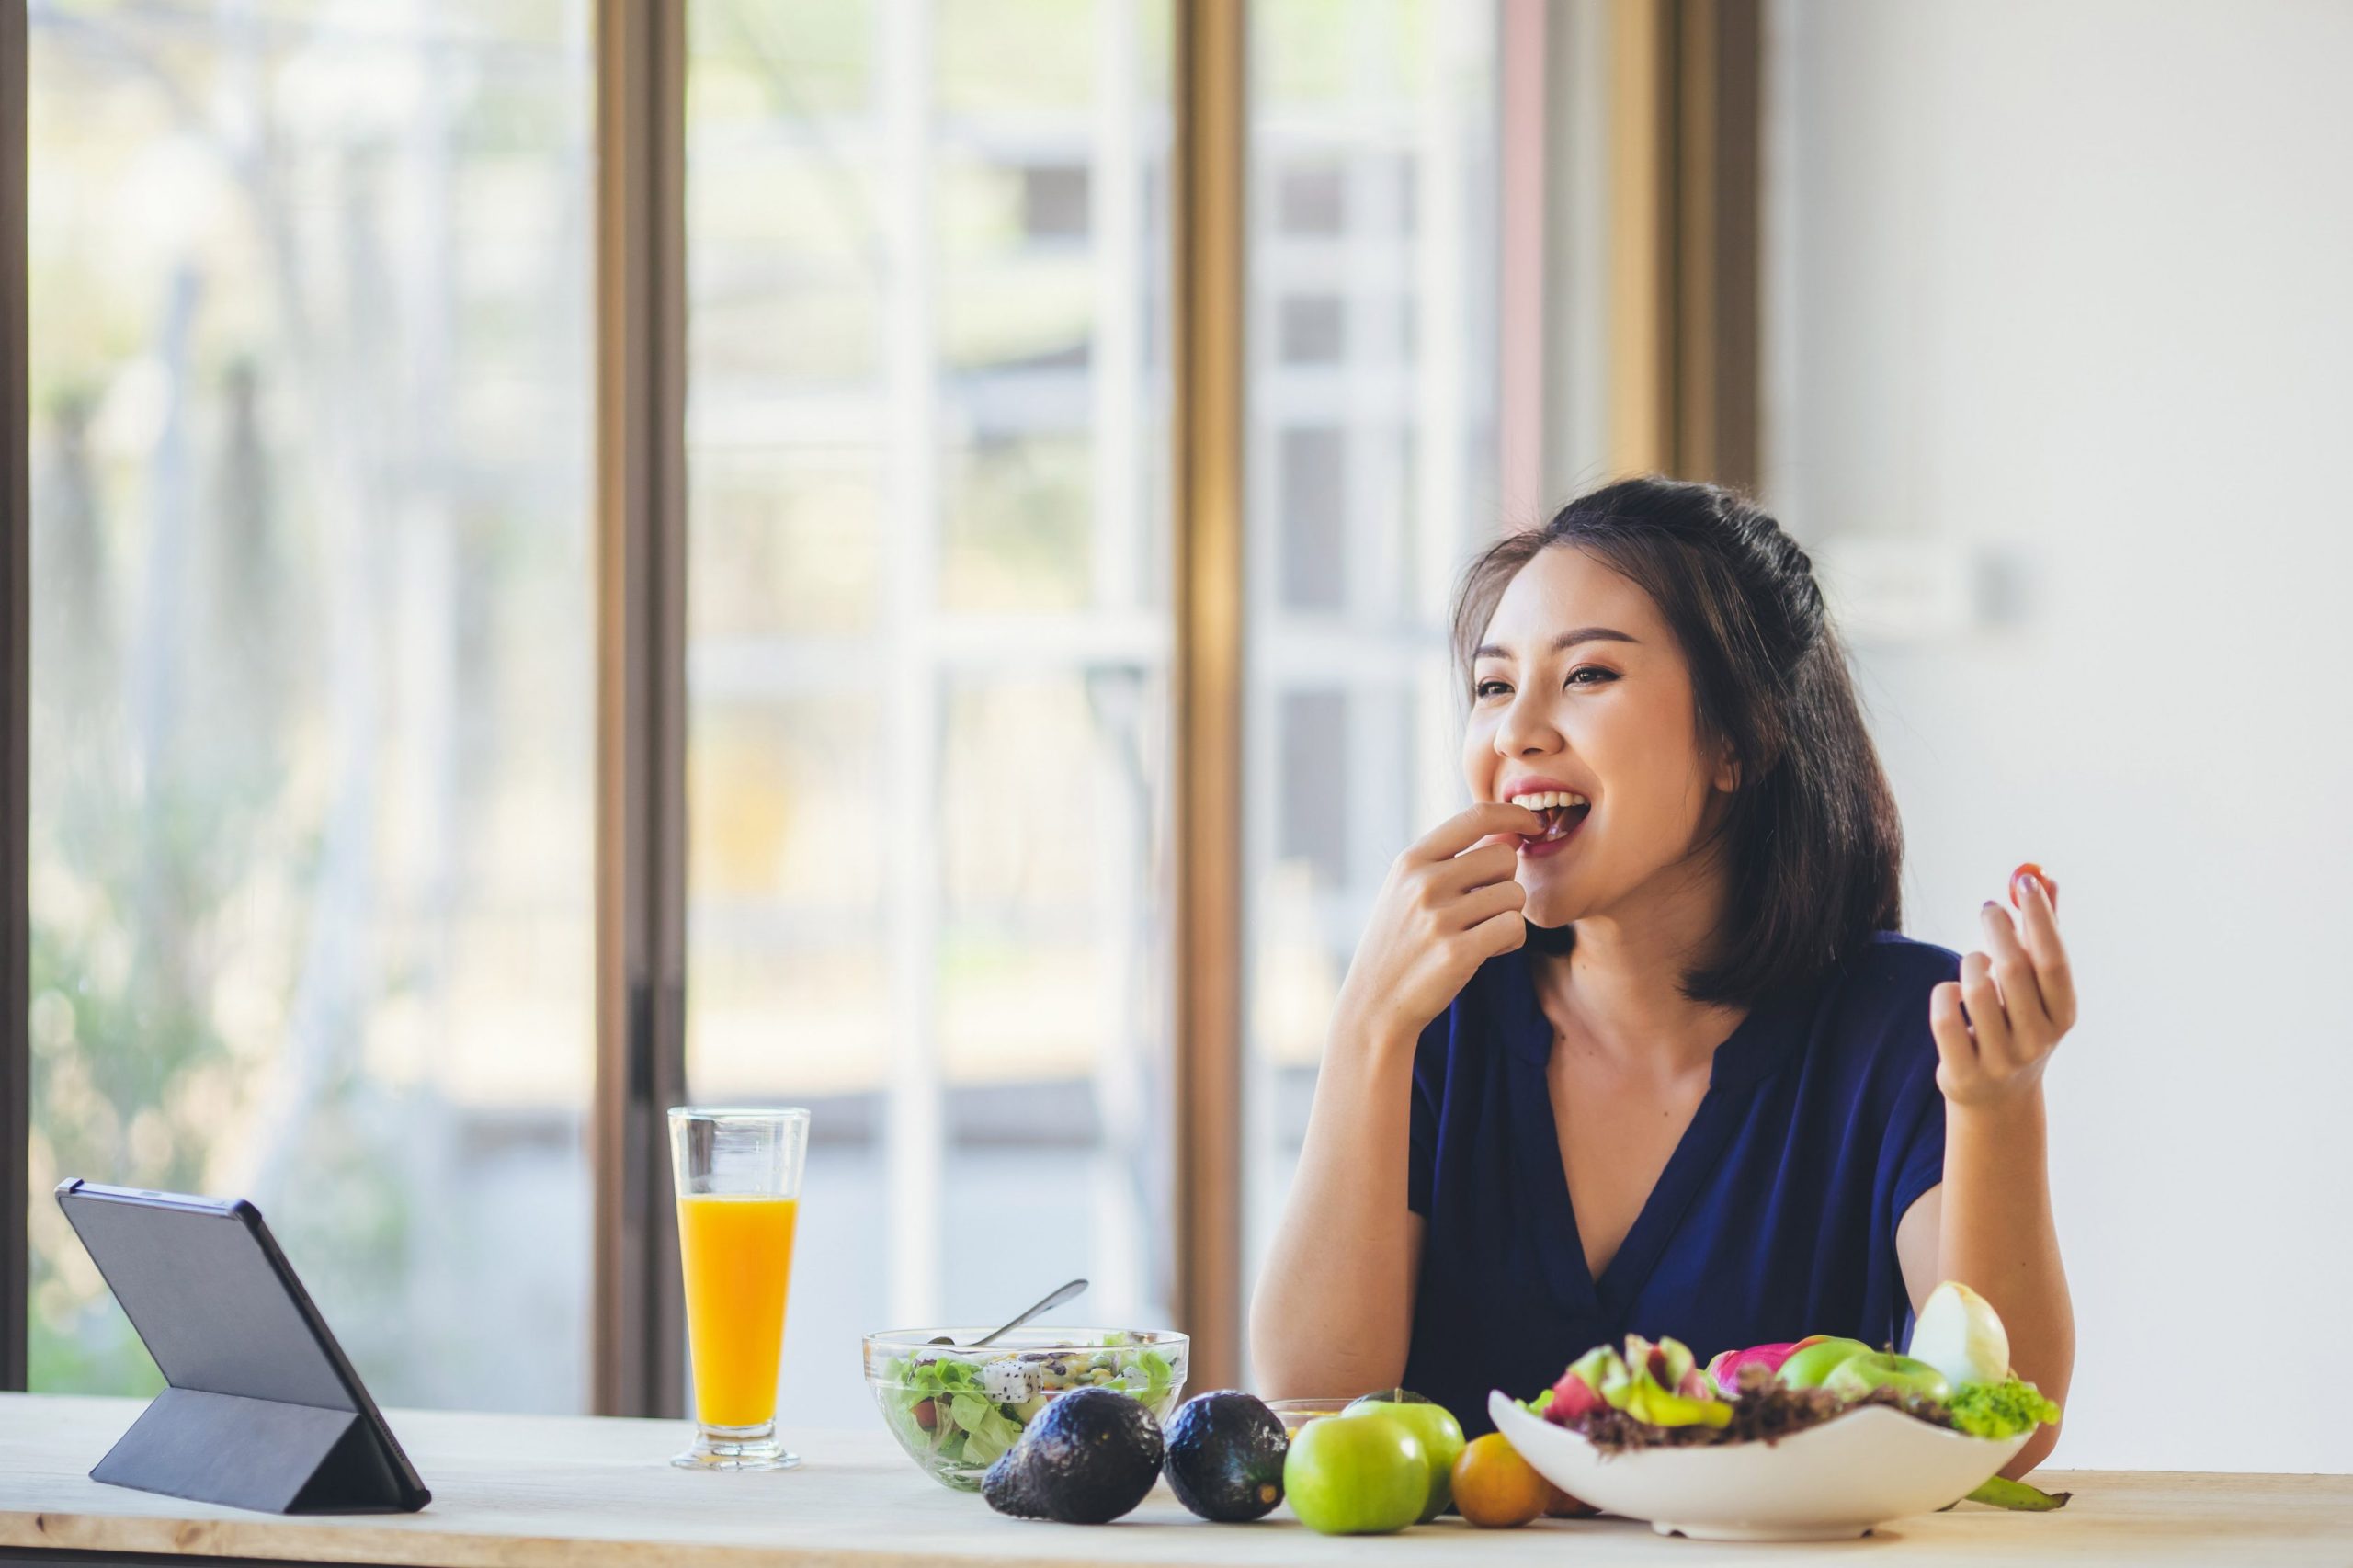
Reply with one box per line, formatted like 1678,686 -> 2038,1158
1402,932 -> 1958,1436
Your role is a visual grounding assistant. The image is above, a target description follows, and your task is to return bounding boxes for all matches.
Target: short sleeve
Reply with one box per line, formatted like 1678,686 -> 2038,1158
1886,1045 -> 1947,1227
1405,1013 -> 1450,1216
1881,949 -> 1960,1234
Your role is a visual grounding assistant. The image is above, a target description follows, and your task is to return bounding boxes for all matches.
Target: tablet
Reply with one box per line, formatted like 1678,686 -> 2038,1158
55,1179 -> 431,1513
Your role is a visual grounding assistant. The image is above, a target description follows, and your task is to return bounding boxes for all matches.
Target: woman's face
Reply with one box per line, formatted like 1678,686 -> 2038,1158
1461,544 -> 1736,926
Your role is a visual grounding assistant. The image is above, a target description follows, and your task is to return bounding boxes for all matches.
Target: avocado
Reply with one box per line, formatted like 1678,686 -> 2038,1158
1163,1391 -> 1288,1522
981,1387 -> 1165,1525
982,1445 -> 1046,1517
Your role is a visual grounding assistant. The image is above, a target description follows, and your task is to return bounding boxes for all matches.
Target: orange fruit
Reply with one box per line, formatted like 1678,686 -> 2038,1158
1450,1433 -> 1552,1528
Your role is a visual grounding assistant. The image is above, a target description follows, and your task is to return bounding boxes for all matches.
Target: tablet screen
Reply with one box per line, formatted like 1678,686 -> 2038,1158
57,1185 -> 358,1411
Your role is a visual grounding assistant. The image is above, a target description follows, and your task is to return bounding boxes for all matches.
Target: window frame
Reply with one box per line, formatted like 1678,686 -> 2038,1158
3,0 -> 31,1398
593,0 -> 694,1419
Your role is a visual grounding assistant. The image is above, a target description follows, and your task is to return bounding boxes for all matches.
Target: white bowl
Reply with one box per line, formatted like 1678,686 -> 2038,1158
1488,1389 -> 2029,1542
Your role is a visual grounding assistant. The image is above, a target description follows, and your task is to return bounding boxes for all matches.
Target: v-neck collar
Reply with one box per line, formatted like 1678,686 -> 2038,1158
1495,947 -> 1813,1325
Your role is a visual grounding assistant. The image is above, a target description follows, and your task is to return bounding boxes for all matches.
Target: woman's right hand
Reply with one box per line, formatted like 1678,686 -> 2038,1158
1255,801 -> 1536,1395
1330,801 -> 1543,1050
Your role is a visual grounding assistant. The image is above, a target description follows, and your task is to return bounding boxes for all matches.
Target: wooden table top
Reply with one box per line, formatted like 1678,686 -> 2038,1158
4,1394 -> 2350,1567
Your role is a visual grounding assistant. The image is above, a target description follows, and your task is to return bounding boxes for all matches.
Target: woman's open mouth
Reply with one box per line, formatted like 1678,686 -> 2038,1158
1507,790 -> 1591,858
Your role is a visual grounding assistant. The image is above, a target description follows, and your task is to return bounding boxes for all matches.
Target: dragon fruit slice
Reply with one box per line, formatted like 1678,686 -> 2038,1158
1545,1333 -> 1736,1429
981,1358 -> 1040,1404
1545,1343 -> 1624,1423
1614,1335 -> 1732,1428
1704,1336 -> 1819,1396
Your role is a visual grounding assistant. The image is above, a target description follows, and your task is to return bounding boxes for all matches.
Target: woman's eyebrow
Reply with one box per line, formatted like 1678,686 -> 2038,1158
1472,627 -> 1640,661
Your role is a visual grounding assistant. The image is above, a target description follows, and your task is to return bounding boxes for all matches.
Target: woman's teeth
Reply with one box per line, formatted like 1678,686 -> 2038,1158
1506,790 -> 1590,844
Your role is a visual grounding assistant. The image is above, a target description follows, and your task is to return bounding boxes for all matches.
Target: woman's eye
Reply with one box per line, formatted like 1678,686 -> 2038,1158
1565,666 -> 1619,687
1474,679 -> 1512,699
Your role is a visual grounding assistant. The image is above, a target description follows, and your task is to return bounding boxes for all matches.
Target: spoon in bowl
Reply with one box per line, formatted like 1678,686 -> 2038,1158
926,1278 -> 1089,1348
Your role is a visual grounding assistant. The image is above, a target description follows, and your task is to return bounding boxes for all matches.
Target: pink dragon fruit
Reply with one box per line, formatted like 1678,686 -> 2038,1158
1546,1335 -> 1731,1430
1703,1336 -> 1825,1396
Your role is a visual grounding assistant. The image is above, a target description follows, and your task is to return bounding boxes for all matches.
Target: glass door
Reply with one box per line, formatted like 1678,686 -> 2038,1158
683,0 -> 1176,1428
25,0 -> 597,1410
1239,0 -> 1503,1333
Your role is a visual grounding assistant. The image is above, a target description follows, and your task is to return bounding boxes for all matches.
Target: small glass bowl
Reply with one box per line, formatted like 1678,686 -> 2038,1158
1266,1395 -> 1356,1435
863,1326 -> 1190,1491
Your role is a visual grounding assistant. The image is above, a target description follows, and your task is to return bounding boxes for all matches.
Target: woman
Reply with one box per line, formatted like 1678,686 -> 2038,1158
1250,477 -> 2075,1478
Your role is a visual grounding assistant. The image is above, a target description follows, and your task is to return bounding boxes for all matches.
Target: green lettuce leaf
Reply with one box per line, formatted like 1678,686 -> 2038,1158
1946,1379 -> 2063,1440
961,1401 -> 1027,1466
1131,1347 -> 1175,1408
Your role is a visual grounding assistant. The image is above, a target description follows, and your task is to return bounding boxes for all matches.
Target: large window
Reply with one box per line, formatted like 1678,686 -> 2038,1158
24,1 -> 596,1409
683,0 -> 1175,1428
12,0 -> 1543,1415
1239,0 -> 1501,1312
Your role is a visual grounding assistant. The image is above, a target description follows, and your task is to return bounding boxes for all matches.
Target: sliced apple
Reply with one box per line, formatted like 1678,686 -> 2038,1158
1775,1335 -> 1871,1389
1824,1350 -> 1951,1403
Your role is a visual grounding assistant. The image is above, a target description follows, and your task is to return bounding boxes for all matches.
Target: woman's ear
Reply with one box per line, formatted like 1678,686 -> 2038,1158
1712,746 -> 1741,794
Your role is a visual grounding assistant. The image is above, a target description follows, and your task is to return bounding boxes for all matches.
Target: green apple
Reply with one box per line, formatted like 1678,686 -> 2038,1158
1284,1413 -> 1428,1535
1823,1350 -> 1951,1403
1341,1389 -> 1462,1521
1774,1336 -> 1872,1390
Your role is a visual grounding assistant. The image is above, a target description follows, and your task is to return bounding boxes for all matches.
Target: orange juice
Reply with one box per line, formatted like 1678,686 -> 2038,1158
676,1193 -> 799,1428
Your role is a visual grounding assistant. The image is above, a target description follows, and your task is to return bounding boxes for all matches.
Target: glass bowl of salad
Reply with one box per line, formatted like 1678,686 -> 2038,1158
863,1326 -> 1189,1491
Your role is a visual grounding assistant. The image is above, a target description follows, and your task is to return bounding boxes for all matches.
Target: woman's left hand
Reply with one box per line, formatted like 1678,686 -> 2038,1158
1930,867 -> 2076,1108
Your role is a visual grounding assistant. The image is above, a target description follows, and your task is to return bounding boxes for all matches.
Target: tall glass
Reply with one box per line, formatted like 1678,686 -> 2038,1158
668,1107 -> 810,1471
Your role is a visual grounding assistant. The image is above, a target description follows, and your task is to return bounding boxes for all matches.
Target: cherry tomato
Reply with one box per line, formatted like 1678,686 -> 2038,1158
2009,861 -> 2058,911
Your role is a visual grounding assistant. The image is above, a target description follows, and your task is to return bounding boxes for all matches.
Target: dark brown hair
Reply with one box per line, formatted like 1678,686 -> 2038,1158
1451,476 -> 1903,1006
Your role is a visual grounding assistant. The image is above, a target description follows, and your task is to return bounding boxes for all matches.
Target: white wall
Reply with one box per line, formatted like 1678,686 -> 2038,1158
1767,0 -> 2353,1473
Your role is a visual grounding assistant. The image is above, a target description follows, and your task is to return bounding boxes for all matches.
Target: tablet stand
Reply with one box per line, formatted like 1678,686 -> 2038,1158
92,1387 -> 415,1514
53,1180 -> 431,1516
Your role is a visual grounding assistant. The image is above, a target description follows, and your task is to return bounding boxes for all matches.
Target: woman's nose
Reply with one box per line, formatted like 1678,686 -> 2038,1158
1495,689 -> 1561,757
